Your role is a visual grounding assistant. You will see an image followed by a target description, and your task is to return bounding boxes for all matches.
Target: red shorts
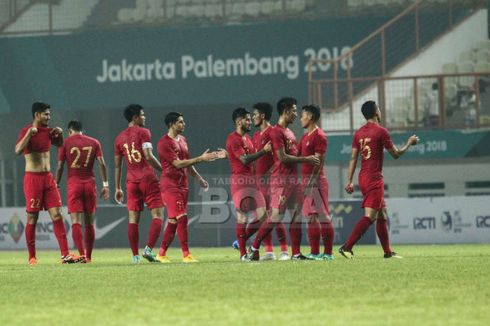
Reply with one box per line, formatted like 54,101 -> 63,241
126,179 -> 163,212
161,189 -> 188,218
270,184 -> 303,214
67,181 -> 96,213
231,184 -> 266,212
302,177 -> 329,217
24,172 -> 62,213
359,182 -> 386,210
258,183 -> 271,210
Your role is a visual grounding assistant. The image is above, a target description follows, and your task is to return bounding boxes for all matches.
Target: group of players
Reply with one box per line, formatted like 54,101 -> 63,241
15,97 -> 419,265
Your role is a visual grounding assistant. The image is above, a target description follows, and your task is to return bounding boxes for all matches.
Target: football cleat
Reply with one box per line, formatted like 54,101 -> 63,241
339,246 -> 354,259
183,254 -> 199,263
305,253 -> 323,261
240,254 -> 250,262
322,254 -> 334,261
232,240 -> 239,250
246,247 -> 260,261
384,252 -> 403,259
61,253 -> 83,264
291,253 -> 309,260
142,246 -> 159,263
261,252 -> 276,261
79,255 -> 87,264
28,257 -> 38,266
278,252 -> 290,261
132,255 -> 141,264
156,255 -> 171,263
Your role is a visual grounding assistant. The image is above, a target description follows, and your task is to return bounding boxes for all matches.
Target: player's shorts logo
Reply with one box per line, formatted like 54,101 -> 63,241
8,213 -> 24,243
177,200 -> 185,212
279,195 -> 287,205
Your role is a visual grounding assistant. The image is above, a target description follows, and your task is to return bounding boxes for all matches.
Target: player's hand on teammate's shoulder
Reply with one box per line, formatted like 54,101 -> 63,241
408,134 -> 420,145
307,155 -> 321,166
115,188 -> 124,204
29,126 -> 38,135
263,141 -> 272,153
345,183 -> 354,194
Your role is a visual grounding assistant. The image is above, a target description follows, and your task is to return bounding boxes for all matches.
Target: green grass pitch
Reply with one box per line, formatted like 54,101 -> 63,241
1,245 -> 489,325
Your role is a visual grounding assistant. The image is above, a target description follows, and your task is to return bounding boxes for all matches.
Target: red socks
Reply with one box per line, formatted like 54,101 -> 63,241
263,231 -> 273,252
84,224 -> 95,260
320,220 -> 334,255
376,218 -> 392,254
177,216 -> 189,257
307,219 -> 320,255
275,222 -> 288,252
71,223 -> 85,256
252,219 -> 275,249
128,223 -> 139,256
146,218 -> 163,249
53,218 -> 69,257
245,219 -> 261,240
344,216 -> 373,251
236,223 -> 247,257
289,222 -> 302,256
159,220 -> 177,256
25,223 -> 36,259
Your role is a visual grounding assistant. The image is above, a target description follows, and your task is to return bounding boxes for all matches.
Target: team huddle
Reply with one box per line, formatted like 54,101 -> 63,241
15,98 -> 418,265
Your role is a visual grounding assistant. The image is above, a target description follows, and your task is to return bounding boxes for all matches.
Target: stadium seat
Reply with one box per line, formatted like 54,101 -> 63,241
189,5 -> 205,17
147,0 -> 164,20
261,1 -> 274,15
442,62 -> 458,85
459,51 -> 475,63
457,62 -> 475,88
118,8 -> 133,23
476,49 -> 490,63
475,39 -> 490,50
287,0 -> 306,12
475,61 -> 490,73
444,82 -> 458,103
390,97 -> 410,128
245,2 -> 260,17
204,4 -> 222,18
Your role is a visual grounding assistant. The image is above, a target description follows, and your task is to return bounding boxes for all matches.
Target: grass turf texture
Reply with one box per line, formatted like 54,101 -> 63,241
1,245 -> 489,326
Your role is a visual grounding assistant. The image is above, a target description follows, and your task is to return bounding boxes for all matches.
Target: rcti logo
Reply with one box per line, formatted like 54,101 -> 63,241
476,216 -> 490,228
9,213 -> 24,243
413,217 -> 436,229
441,211 -> 453,232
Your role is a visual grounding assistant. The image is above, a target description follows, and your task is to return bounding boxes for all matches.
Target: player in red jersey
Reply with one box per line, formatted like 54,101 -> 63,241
340,101 -> 419,259
114,104 -> 165,263
247,97 -> 320,260
157,112 -> 220,263
226,108 -> 272,261
251,103 -> 289,261
55,120 -> 109,263
15,102 -> 81,265
298,105 -> 335,261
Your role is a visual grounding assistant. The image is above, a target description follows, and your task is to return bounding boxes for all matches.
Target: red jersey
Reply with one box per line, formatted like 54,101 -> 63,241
270,124 -> 299,178
114,126 -> 156,182
299,128 -> 327,178
352,122 -> 394,185
252,126 -> 274,177
226,131 -> 255,176
58,134 -> 103,183
157,134 -> 189,189
16,124 -> 60,154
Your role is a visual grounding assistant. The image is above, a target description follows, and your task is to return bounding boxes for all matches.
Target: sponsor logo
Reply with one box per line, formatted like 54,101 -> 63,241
413,217 -> 436,230
8,214 -> 24,243
95,217 -> 126,240
389,212 -> 409,235
476,215 -> 490,228
441,211 -> 471,233
441,211 -> 453,232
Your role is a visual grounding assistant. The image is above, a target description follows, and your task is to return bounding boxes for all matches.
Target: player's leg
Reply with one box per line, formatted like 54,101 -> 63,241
305,214 -> 321,260
235,210 -> 248,260
23,172 -> 42,264
83,212 -> 95,263
339,206 -> 376,259
376,208 -> 402,258
142,179 -> 164,262
25,212 -> 39,265
247,190 -> 276,261
158,218 -> 176,263
126,182 -> 143,263
70,212 -> 85,257
68,182 -> 85,257
47,206 -> 82,264
314,182 -> 334,260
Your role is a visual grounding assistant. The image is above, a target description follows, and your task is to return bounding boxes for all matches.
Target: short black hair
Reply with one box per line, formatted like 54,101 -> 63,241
361,101 -> 377,120
67,120 -> 83,132
123,104 -> 143,122
32,102 -> 50,118
232,107 -> 250,123
277,97 -> 297,116
302,105 -> 321,122
164,112 -> 183,128
252,102 -> 272,121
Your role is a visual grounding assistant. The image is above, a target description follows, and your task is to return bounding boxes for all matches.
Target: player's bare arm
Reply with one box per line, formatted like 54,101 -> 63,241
345,148 -> 359,194
240,141 -> 271,166
14,126 -> 37,155
114,155 -> 124,204
276,148 -> 320,166
304,152 -> 324,195
387,135 -> 420,159
142,147 -> 163,172
171,149 -> 218,169
55,160 -> 65,186
189,166 -> 209,190
50,127 -> 64,147
96,156 -> 110,201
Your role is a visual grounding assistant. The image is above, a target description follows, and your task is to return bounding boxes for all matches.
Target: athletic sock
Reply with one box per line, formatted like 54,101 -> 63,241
177,216 -> 189,257
245,219 -> 261,240
25,223 -> 36,259
53,218 -> 70,257
263,231 -> 273,253
128,223 -> 139,256
71,223 -> 85,256
146,218 -> 163,249
376,218 -> 392,254
84,224 -> 95,260
159,220 -> 177,256
289,222 -> 302,256
344,216 -> 373,251
275,221 -> 288,252
251,219 -> 275,249
236,223 -> 247,257
307,219 -> 320,255
320,220 -> 334,255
